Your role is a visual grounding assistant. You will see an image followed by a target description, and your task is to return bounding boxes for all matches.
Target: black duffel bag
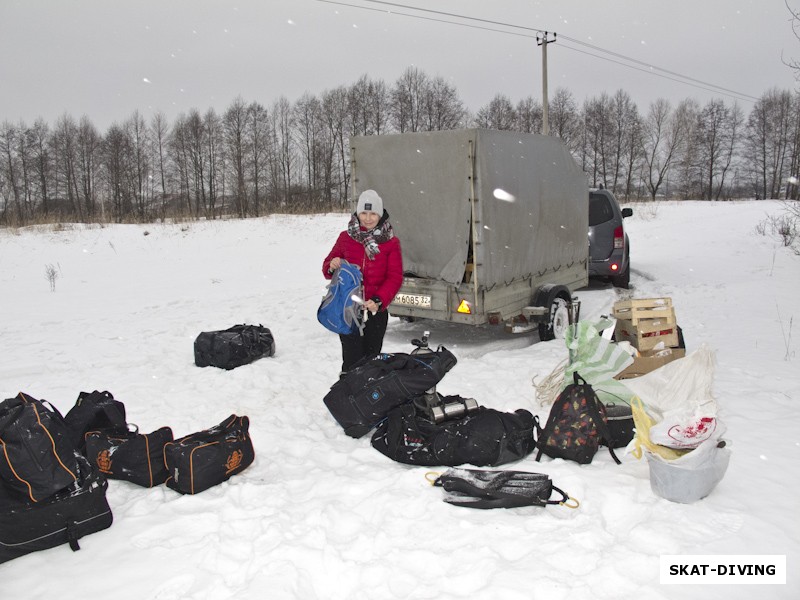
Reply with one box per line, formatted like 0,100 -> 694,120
85,425 -> 174,488
0,392 -> 79,502
164,415 -> 254,495
323,347 -> 457,438
64,390 -> 128,451
194,324 -> 276,370
0,454 -> 113,564
371,399 -> 536,467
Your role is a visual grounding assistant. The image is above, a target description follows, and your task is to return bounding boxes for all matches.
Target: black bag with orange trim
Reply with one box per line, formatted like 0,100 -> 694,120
64,390 -> 128,451
164,415 -> 254,495
85,425 -> 173,488
0,392 -> 79,502
0,454 -> 112,564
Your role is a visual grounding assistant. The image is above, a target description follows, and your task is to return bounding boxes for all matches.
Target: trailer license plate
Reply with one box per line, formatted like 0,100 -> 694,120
395,293 -> 432,309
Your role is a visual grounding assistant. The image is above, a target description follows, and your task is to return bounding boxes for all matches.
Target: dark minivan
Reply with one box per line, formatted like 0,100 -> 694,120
588,188 -> 632,288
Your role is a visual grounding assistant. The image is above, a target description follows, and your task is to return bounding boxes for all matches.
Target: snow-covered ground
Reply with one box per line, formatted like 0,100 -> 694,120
1,201 -> 797,599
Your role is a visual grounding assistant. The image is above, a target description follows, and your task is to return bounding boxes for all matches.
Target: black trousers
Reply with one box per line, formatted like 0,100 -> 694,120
339,310 -> 389,372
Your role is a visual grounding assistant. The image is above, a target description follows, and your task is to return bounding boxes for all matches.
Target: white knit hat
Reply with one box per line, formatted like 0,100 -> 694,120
356,189 -> 383,215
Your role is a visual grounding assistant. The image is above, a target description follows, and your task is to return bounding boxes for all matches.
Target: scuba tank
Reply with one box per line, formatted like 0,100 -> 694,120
410,331 -> 479,423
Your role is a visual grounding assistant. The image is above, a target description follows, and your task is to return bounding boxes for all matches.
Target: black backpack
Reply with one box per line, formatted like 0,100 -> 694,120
323,347 -> 457,438
64,390 -> 128,451
0,393 -> 79,502
535,372 -> 621,465
194,324 -> 276,370
371,400 -> 536,467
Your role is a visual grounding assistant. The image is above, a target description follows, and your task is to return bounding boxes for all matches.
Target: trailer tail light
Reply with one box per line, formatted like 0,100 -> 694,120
457,300 -> 472,314
613,225 -> 625,249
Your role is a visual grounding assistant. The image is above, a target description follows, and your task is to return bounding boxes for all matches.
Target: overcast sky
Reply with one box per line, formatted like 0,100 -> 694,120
1,0 -> 797,130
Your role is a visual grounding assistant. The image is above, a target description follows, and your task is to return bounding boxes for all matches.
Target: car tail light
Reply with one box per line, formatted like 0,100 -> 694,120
610,263 -> 619,272
613,225 -> 624,249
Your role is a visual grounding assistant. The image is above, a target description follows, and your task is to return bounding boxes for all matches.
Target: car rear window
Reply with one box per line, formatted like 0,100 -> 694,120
589,193 -> 614,226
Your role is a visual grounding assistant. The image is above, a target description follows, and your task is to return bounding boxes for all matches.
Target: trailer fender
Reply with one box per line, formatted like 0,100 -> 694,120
532,284 -> 574,341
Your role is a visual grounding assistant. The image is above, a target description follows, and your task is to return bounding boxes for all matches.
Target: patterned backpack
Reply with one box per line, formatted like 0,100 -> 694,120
535,372 -> 621,465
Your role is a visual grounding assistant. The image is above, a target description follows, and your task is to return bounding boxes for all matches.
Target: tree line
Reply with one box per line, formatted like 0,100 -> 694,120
1,66 -> 799,226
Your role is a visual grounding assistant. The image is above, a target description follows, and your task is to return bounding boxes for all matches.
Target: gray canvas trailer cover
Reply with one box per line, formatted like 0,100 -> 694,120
350,129 -> 588,332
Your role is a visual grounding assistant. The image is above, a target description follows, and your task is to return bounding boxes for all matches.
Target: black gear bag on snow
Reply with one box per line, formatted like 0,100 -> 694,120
64,390 -> 128,451
0,392 -> 79,502
371,400 -> 536,467
323,347 -> 457,438
194,324 -> 276,370
0,454 -> 113,564
85,425 -> 174,488
431,468 -> 570,509
535,372 -> 621,465
164,415 -> 254,495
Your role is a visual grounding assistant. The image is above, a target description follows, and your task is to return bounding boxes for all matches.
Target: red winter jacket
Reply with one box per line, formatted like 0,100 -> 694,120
322,229 -> 403,310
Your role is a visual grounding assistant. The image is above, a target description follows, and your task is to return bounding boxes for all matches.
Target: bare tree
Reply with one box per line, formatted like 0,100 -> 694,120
641,99 -> 693,200
609,90 -> 641,198
294,92 -> 326,209
474,94 -> 517,130
204,108 -> 224,217
150,112 -> 170,219
271,97 -> 295,208
349,75 -> 390,136
515,96 -> 543,134
548,88 -> 581,153
423,76 -> 465,131
246,101 -> 270,216
391,67 -> 428,133
582,93 -> 614,188
745,88 -> 796,199
224,96 -> 250,217
322,86 -> 351,208
692,99 -> 743,200
52,114 -> 83,220
76,116 -> 101,219
0,121 -> 24,223
30,118 -> 53,218
101,122 -> 132,220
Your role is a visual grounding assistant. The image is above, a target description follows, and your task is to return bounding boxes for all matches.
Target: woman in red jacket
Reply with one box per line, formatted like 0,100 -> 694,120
322,189 -> 403,371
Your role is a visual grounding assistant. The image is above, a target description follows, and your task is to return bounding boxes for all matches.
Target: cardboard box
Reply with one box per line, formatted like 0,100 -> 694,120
615,318 -> 679,352
614,347 -> 686,380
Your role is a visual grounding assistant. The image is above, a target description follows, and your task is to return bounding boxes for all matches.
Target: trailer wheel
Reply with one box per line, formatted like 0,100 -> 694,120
535,285 -> 572,341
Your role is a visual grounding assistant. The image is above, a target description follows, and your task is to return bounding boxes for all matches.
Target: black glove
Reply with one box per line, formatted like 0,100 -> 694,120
432,468 -> 569,509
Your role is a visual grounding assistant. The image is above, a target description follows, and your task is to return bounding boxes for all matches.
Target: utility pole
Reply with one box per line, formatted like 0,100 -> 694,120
537,31 -> 556,135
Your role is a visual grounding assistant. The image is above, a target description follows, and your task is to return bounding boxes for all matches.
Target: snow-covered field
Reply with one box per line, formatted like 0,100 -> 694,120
1,201 -> 797,599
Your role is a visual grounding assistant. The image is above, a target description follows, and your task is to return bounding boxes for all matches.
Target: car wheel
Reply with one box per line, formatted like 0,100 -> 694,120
611,262 -> 630,289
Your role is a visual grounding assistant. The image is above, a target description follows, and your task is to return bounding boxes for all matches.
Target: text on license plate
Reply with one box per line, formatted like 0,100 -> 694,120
394,293 -> 432,309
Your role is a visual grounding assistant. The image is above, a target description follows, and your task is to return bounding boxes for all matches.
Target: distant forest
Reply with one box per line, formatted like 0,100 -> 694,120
1,66 -> 799,225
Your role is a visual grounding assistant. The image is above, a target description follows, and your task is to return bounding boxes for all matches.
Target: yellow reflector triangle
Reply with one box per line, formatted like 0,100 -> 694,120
456,300 -> 472,314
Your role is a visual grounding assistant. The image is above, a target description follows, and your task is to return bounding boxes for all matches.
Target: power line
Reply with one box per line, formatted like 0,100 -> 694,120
314,0 -> 536,38
314,0 -> 760,103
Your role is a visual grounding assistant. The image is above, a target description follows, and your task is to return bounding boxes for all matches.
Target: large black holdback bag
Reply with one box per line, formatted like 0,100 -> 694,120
323,347 -> 458,438
0,454 -> 113,564
0,392 -> 79,502
164,415 -> 254,495
64,390 -> 128,451
194,324 -> 276,370
371,401 -> 536,467
85,425 -> 173,488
